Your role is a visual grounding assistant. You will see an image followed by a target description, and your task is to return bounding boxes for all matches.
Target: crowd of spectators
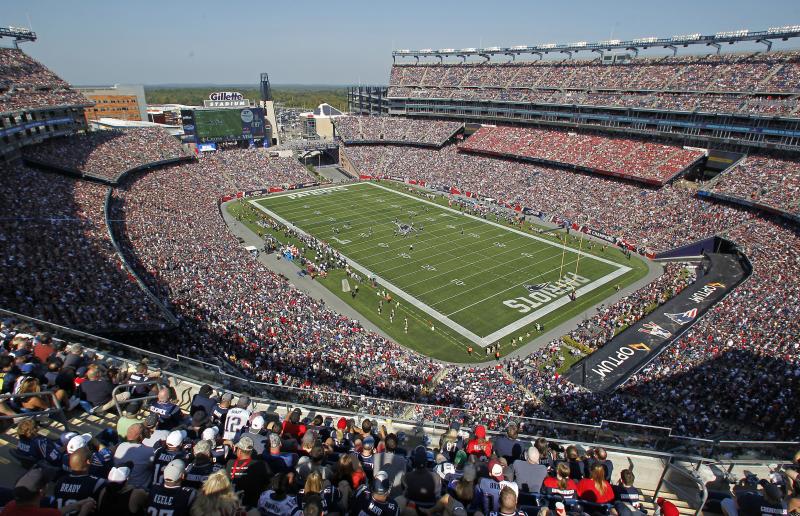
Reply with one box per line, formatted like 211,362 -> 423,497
196,149 -> 314,192
23,128 -> 193,183
707,155 -> 800,217
387,52 -> 800,117
0,163 -> 169,332
343,143 -> 750,253
334,117 -> 463,147
0,48 -> 90,114
460,126 -> 703,185
386,87 -> 800,117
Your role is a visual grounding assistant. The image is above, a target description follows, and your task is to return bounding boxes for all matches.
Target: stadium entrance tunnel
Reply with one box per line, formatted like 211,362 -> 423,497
564,239 -> 750,393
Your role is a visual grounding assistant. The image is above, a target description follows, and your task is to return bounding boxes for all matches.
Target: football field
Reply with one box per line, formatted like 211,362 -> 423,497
249,181 -> 635,351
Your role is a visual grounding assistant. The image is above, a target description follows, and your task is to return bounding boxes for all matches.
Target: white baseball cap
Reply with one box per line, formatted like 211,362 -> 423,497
67,433 -> 92,454
251,416 -> 265,431
202,427 -> 219,441
107,467 -> 130,483
166,430 -> 186,448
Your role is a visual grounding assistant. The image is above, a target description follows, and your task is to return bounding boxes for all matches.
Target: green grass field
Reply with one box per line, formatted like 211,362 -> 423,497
231,181 -> 648,363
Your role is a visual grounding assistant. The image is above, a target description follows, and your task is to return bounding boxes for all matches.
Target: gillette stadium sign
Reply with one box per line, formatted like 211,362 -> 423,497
204,91 -> 250,108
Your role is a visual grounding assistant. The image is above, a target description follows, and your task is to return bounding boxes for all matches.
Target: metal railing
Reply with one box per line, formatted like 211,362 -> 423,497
111,381 -> 160,417
0,391 -> 68,430
0,307 -> 796,463
653,458 -> 709,516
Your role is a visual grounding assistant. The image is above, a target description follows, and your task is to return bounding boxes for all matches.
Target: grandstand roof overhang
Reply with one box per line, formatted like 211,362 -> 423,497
392,25 -> 800,60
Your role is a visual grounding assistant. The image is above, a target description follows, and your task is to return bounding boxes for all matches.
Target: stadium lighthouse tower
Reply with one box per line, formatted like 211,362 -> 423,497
259,72 -> 280,146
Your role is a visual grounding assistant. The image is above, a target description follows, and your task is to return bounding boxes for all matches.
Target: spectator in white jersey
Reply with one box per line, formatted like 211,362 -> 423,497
223,395 -> 251,441
258,472 -> 302,516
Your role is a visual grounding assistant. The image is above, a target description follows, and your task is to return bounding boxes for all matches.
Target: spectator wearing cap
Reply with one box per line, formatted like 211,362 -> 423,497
721,479 -> 788,516
190,384 -> 217,417
495,423 -> 526,464
226,435 -> 271,510
113,423 -> 155,489
466,426 -> 493,458
239,414 -> 269,456
96,466 -> 148,516
258,472 -> 302,516
481,459 -> 508,514
263,431 -> 297,473
152,430 -> 189,485
148,387 -> 183,431
3,468 -> 95,516
145,459 -> 197,516
211,392 -> 232,433
51,447 -> 106,509
183,439 -> 223,490
329,417 -> 352,453
355,475 -> 400,516
584,448 -> 613,482
513,445 -> 548,494
578,463 -> 615,506
402,446 -> 440,511
374,433 -> 408,496
203,426 -> 232,465
189,470 -> 246,516
141,412 -> 169,447
357,435 -> 377,480
282,407 -> 307,440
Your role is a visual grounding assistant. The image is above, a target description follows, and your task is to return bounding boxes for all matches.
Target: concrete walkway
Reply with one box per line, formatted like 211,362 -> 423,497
220,191 -> 662,367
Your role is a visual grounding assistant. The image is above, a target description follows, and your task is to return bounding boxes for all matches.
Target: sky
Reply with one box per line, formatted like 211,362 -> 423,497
4,0 -> 800,86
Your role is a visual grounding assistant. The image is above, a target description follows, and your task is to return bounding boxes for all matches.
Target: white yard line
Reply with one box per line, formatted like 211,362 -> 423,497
250,181 -> 633,347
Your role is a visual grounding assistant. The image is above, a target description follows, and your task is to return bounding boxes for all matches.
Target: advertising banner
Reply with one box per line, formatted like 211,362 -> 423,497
564,252 -> 748,392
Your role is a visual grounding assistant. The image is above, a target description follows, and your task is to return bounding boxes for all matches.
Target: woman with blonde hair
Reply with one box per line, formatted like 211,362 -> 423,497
191,470 -> 253,516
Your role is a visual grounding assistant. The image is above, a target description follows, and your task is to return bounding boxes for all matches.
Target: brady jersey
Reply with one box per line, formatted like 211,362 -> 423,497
145,484 -> 197,516
258,490 -> 302,516
52,473 -> 105,510
478,478 -> 503,514
223,407 -> 251,440
355,485 -> 400,516
152,446 -> 189,485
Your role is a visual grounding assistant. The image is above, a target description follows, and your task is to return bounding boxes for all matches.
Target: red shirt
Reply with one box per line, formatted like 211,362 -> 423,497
543,476 -> 578,500
1,501 -> 61,515
465,438 -> 492,457
577,478 -> 615,504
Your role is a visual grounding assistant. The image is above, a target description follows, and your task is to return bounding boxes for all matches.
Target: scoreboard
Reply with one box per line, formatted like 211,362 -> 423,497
181,108 -> 267,143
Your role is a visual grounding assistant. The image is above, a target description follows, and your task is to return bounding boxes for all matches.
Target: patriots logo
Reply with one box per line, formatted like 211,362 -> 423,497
664,308 -> 698,325
639,322 -> 672,339
525,283 -> 549,293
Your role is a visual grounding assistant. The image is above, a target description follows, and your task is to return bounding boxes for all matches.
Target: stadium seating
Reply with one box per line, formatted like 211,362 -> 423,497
0,164 -> 171,332
23,128 -> 194,183
334,116 -> 462,146
343,143 -> 750,253
0,47 -> 90,113
460,126 -> 704,185
705,155 -> 800,218
388,52 -> 800,117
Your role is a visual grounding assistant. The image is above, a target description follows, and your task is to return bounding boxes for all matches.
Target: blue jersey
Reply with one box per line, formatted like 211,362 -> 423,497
149,400 -> 182,429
